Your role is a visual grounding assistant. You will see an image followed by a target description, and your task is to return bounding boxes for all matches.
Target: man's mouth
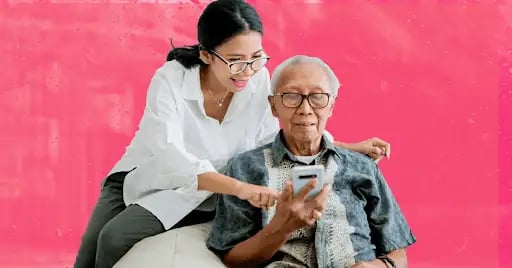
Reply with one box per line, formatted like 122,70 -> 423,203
294,122 -> 316,126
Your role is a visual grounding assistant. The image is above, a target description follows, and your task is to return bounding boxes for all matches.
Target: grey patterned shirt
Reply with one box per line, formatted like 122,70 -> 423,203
207,131 -> 416,268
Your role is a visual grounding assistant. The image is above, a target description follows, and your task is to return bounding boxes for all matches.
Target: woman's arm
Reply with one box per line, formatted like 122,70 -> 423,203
198,172 -> 243,195
198,172 -> 278,208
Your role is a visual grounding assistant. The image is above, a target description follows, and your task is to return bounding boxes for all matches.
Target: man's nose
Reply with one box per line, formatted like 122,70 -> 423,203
296,96 -> 313,114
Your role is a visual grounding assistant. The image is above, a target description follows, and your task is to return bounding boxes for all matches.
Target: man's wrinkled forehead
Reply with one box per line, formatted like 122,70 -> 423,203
275,62 -> 330,93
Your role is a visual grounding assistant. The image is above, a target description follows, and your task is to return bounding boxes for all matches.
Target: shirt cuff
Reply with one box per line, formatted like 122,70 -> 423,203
197,160 -> 217,175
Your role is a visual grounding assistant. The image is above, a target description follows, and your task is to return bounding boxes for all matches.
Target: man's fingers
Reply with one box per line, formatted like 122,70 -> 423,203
311,184 -> 330,210
296,179 -> 317,200
312,210 -> 323,220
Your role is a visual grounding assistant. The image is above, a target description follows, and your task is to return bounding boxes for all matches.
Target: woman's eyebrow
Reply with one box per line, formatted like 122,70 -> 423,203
225,49 -> 263,57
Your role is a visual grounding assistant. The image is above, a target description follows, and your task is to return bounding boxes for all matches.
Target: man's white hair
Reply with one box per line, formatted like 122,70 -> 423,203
270,55 -> 341,95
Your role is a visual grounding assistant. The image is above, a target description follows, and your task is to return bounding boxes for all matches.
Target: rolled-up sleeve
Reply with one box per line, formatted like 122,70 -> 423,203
366,165 -> 417,254
123,74 -> 216,205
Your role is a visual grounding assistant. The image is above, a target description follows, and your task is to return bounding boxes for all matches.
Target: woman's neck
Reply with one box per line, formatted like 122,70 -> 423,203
201,66 -> 229,95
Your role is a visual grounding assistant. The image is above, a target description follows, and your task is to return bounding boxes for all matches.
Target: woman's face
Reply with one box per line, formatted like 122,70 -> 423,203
203,30 -> 267,93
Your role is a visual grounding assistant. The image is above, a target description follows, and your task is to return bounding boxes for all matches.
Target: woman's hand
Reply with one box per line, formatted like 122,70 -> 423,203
340,137 -> 391,163
235,182 -> 280,209
270,180 -> 330,235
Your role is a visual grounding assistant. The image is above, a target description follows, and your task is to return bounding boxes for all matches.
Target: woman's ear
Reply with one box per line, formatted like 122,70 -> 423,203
199,49 -> 212,65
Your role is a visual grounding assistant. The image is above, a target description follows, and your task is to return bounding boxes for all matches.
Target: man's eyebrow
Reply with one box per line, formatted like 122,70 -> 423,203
278,85 -> 302,92
225,49 -> 264,57
280,84 -> 326,91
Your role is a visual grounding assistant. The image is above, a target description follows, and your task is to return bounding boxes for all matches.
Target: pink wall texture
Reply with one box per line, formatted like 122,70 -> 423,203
1,1 -> 511,267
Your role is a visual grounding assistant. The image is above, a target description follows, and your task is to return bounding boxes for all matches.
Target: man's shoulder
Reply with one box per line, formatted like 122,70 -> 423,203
333,146 -> 378,173
226,143 -> 273,183
231,142 -> 273,163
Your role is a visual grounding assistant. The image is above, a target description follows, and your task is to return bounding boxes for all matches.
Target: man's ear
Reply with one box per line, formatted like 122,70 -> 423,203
268,96 -> 278,117
327,101 -> 335,117
199,49 -> 212,64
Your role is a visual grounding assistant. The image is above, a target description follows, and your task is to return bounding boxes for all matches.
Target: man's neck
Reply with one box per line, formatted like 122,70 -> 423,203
283,135 -> 323,156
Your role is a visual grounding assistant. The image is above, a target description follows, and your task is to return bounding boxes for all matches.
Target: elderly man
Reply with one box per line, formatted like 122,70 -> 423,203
206,55 -> 416,268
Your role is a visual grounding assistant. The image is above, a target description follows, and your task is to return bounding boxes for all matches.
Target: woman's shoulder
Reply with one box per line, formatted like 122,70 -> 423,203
153,60 -> 188,82
150,60 -> 200,94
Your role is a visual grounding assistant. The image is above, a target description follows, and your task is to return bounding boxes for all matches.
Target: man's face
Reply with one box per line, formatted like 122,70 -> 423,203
269,62 -> 335,145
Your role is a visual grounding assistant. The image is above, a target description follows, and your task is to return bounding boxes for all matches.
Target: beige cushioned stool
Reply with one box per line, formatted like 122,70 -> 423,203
114,222 -> 226,268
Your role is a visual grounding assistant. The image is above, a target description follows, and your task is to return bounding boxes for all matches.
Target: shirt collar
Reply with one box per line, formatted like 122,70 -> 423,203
271,130 -> 340,165
181,65 -> 203,101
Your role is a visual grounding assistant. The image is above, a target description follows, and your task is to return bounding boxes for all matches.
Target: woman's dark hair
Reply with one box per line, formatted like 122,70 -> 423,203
166,0 -> 263,68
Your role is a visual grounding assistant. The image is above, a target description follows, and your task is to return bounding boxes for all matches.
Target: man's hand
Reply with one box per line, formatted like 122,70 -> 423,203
350,259 -> 395,268
270,180 -> 330,235
235,182 -> 280,209
350,263 -> 366,268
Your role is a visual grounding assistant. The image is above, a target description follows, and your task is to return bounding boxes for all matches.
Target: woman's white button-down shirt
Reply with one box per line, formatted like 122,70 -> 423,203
109,61 -> 279,229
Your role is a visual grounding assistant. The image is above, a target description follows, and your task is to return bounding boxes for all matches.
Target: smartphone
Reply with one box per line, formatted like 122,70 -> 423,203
291,165 -> 324,198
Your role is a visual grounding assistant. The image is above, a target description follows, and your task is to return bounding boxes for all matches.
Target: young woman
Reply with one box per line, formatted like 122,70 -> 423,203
74,1 -> 390,267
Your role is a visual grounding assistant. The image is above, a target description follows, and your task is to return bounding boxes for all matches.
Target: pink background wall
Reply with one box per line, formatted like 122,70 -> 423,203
1,1 -> 511,267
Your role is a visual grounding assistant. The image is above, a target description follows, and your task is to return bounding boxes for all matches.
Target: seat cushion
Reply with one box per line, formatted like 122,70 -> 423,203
114,222 -> 226,268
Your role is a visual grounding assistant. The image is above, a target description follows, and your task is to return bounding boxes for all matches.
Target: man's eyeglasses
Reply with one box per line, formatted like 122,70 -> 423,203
273,93 -> 333,109
210,50 -> 270,75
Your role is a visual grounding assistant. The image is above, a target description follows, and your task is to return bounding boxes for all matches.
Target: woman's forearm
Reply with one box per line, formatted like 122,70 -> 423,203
223,220 -> 289,268
197,172 -> 242,196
